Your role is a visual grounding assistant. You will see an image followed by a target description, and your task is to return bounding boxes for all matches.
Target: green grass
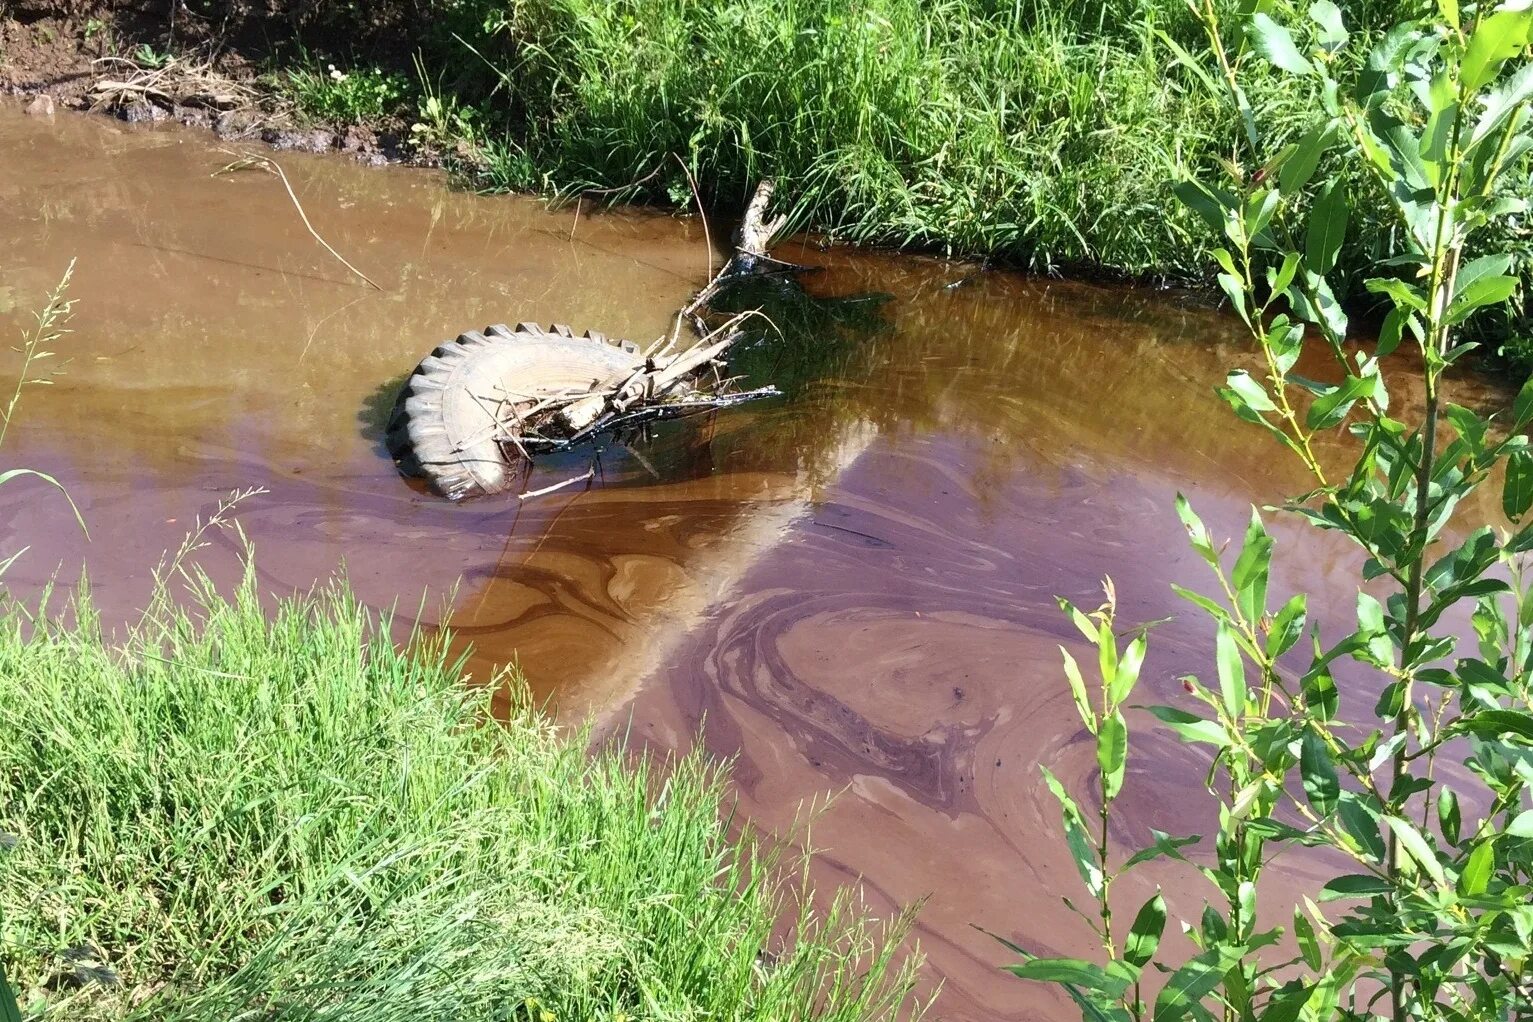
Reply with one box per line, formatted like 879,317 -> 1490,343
376,0 -> 1525,357
431,0 -> 1393,273
0,570 -> 917,1021
277,60 -> 413,125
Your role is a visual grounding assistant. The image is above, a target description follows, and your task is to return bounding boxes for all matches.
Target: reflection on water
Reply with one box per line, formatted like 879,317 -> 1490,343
0,102 -> 1512,1022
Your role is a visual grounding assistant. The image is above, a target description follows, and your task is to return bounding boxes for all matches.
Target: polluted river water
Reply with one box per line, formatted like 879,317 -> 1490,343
0,102 -> 1514,1020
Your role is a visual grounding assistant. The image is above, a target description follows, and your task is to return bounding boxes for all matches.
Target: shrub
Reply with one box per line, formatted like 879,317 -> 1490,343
1009,4 -> 1533,1021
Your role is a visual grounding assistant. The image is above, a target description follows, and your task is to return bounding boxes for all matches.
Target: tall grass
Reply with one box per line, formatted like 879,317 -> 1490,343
435,0 -> 1406,270
376,0 -> 1523,355
0,569 -> 917,1021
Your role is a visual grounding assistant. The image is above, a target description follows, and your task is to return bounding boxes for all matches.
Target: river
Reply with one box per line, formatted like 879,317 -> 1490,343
0,101 -> 1511,1020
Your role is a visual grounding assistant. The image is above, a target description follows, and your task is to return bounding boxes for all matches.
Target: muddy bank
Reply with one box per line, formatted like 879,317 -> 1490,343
0,103 -> 1513,1021
0,2 -> 431,165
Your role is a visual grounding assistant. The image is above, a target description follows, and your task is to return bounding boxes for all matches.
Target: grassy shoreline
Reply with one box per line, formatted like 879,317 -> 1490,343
0,571 -> 917,1021
6,0 -> 1531,363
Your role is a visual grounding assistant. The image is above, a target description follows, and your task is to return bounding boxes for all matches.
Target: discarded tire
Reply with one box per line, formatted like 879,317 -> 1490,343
387,323 -> 643,500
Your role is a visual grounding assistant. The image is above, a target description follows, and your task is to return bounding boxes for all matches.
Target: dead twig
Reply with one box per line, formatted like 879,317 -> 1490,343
672,153 -> 715,282
213,151 -> 385,292
517,468 -> 595,501
89,55 -> 253,113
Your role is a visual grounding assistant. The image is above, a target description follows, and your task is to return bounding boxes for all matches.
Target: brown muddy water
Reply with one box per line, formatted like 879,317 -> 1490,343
0,102 -> 1514,1021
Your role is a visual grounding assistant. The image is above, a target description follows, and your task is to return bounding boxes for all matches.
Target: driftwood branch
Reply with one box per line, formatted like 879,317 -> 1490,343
736,180 -> 788,260
476,179 -> 790,479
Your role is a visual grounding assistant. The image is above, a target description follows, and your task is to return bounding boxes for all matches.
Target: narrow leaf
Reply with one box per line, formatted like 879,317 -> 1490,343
1216,622 -> 1247,718
1305,181 -> 1348,275
1124,892 -> 1167,968
1462,9 -> 1533,92
1152,944 -> 1249,1022
1319,874 -> 1392,900
1459,839 -> 1495,896
1504,448 -> 1533,520
1383,816 -> 1448,887
1300,730 -> 1339,816
1097,710 -> 1128,800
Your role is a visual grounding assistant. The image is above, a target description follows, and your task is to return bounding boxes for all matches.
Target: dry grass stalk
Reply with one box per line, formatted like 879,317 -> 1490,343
89,56 -> 255,113
213,150 -> 386,292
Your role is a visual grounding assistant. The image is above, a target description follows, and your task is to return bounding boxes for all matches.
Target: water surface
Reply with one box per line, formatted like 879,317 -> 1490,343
0,103 -> 1509,1021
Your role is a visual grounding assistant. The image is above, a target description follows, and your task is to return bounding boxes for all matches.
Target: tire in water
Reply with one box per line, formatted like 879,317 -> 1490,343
386,322 -> 642,500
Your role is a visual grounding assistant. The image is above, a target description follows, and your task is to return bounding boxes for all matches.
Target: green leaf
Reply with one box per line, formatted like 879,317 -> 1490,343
1514,372 -> 1533,427
1147,705 -> 1230,747
1456,254 -> 1513,298
1504,449 -> 1533,521
1176,495 -> 1218,566
1123,830 -> 1201,869
1218,273 -> 1251,325
1226,370 -> 1276,413
1152,943 -> 1248,1022
1300,730 -> 1339,816
1097,710 -> 1128,800
1472,63 -> 1533,148
1449,275 -> 1518,325
1215,622 -> 1246,718
1376,306 -> 1412,357
1300,665 -> 1338,721
1111,634 -> 1147,705
1383,816 -> 1448,887
1124,892 -> 1167,968
1310,1 -> 1348,51
0,965 -> 19,1022
1305,181 -> 1348,275
1460,839 -> 1495,896
1060,648 -> 1096,732
1305,374 -> 1373,430
1279,121 -> 1336,193
1438,0 -> 1460,32
1175,179 -> 1234,235
1249,13 -> 1315,76
1319,874 -> 1392,900
1337,792 -> 1386,862
1041,766 -> 1103,897
1438,787 -> 1461,847
1005,957 -> 1132,997
1294,909 -> 1322,970
1450,708 -> 1533,742
1366,276 -> 1427,311
1267,593 -> 1306,659
1462,9 -> 1533,93
1508,811 -> 1533,839
1232,509 -> 1271,628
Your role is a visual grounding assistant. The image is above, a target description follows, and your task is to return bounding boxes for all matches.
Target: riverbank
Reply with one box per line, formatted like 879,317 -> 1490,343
5,0 -> 1530,368
0,570 -> 916,1020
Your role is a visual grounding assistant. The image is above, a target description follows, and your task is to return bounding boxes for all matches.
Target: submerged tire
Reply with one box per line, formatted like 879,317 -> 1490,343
387,323 -> 643,500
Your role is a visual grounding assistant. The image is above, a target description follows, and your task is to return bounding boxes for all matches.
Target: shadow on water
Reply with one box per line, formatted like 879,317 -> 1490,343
358,373 -> 410,453
706,270 -> 894,396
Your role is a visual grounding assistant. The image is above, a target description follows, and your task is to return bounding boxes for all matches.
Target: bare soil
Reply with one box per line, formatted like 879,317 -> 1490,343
0,0 -> 424,163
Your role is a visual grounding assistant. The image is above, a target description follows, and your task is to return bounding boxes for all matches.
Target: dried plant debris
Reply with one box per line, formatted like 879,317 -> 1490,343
88,56 -> 255,116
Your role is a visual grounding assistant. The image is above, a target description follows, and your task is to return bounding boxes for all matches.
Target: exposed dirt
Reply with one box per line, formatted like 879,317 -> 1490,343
0,1 -> 431,164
